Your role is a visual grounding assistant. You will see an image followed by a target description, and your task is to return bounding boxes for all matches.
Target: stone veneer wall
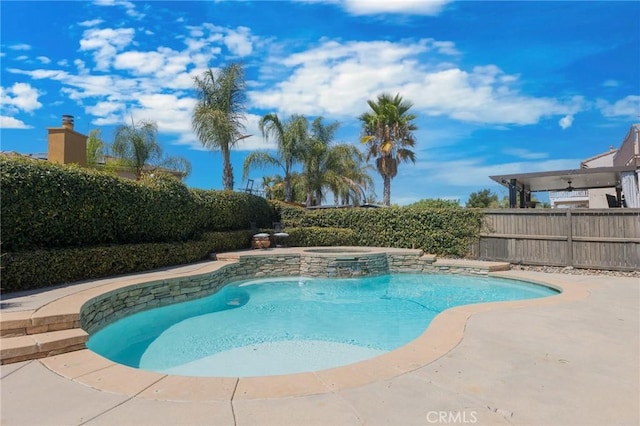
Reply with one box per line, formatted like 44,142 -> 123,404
300,253 -> 390,277
81,255 -> 301,334
81,251 -> 494,335
387,253 -> 436,273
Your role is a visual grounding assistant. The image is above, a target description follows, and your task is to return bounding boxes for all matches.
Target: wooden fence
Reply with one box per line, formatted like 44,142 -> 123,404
470,209 -> 640,271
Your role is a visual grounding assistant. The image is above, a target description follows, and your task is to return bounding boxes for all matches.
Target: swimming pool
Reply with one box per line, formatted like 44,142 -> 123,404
87,273 -> 557,377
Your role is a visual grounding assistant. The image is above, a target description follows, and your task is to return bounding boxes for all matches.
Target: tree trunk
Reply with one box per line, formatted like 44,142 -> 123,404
383,174 -> 391,206
315,189 -> 322,206
223,160 -> 234,190
284,176 -> 292,202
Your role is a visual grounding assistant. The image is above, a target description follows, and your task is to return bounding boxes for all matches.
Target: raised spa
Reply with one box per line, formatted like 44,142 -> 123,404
303,248 -> 372,254
86,273 -> 557,377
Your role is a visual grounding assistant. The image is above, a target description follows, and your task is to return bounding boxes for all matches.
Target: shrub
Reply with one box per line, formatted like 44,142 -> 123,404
0,231 -> 251,293
1,156 -> 200,251
404,198 -> 461,209
285,227 -> 357,247
279,206 -> 483,256
268,200 -> 307,227
191,189 -> 277,231
0,156 -> 276,252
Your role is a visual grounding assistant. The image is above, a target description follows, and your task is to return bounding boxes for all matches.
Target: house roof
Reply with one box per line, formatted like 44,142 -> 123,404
490,165 -> 637,192
580,147 -> 617,168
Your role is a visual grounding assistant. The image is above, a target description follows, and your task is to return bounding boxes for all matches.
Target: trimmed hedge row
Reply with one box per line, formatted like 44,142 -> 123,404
286,226 -> 357,247
0,156 -> 276,251
279,206 -> 483,257
268,200 -> 308,227
192,189 -> 276,231
0,231 -> 251,293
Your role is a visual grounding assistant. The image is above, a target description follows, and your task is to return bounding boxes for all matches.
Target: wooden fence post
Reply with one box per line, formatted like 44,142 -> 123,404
566,209 -> 573,267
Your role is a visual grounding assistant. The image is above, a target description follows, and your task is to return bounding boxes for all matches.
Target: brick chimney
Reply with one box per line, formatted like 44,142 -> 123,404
48,115 -> 87,167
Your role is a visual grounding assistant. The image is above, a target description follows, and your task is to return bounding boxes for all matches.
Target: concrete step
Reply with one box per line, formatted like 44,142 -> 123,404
1,310 -> 80,337
0,328 -> 88,365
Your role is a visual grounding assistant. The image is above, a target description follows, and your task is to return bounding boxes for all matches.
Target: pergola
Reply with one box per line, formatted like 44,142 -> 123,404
489,165 -> 636,208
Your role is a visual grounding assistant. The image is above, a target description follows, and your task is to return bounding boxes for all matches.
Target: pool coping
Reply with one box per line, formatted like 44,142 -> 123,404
3,248 -> 589,401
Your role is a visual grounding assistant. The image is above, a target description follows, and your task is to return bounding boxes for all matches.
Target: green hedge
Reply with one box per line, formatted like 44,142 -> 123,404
268,200 -> 307,227
0,156 -> 483,292
192,189 -> 277,231
0,156 -> 276,251
0,231 -> 251,293
280,206 -> 483,256
285,226 -> 357,247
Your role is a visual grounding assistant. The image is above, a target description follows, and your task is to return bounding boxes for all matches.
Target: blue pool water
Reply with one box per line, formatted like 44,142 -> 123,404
87,274 -> 557,377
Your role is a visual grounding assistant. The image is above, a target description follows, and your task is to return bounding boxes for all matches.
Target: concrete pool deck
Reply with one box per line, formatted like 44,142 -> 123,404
1,249 -> 638,425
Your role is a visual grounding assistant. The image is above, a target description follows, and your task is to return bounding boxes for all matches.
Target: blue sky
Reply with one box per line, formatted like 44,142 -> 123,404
1,0 -> 639,205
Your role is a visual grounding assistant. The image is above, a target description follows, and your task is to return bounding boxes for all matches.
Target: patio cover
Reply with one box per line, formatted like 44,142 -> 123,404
490,165 -> 636,192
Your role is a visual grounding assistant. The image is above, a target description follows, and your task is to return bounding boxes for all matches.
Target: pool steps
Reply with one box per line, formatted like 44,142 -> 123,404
0,249 -> 510,365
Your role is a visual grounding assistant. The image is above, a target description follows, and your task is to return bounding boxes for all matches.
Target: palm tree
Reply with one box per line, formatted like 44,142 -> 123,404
192,63 -> 247,190
328,144 -> 374,205
261,176 -> 276,200
359,93 -> 417,206
111,118 -> 191,180
243,113 -> 308,202
300,117 -> 339,206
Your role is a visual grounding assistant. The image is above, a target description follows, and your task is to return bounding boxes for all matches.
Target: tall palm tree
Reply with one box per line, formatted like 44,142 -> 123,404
192,63 -> 246,190
359,93 -> 417,206
243,113 -> 308,202
112,118 -> 191,180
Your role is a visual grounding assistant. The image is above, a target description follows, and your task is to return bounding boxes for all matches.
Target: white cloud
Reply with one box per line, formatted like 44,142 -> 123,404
559,114 -> 574,129
0,115 -> 32,129
9,43 -> 31,51
597,95 -> 640,118
502,148 -> 549,160
85,101 -> 124,123
37,56 -> 51,64
602,79 -> 619,88
200,23 -> 257,58
341,0 -> 453,16
300,0 -> 453,16
251,39 -> 584,125
0,82 -> 42,113
113,50 -> 167,75
93,0 -> 145,19
79,19 -> 104,27
4,22 -> 588,158
2,22 -> 264,149
79,27 -> 135,70
223,26 -> 254,56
